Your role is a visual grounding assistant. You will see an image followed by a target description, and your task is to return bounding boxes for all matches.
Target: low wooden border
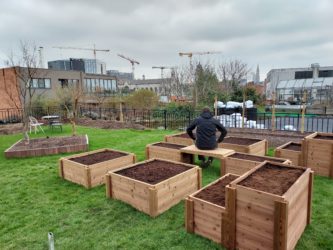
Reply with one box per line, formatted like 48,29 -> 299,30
221,152 -> 291,176
145,142 -> 192,163
185,173 -> 240,249
228,162 -> 313,250
106,158 -> 202,217
4,135 -> 89,158
164,132 -> 193,146
59,148 -> 136,188
218,136 -> 267,156
275,141 -> 304,166
303,132 -> 333,178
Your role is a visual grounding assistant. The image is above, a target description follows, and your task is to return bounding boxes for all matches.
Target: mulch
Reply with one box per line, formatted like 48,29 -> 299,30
70,150 -> 127,165
283,143 -> 302,151
228,152 -> 285,163
76,118 -> 146,130
153,142 -> 185,149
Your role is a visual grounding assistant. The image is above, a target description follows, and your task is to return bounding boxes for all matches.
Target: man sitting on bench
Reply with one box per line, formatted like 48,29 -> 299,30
186,107 -> 227,168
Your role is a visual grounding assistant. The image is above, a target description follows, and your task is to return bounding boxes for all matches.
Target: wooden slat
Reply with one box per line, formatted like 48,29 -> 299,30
307,171 -> 314,225
149,188 -> 158,217
227,187 -> 236,250
185,198 -> 194,233
180,145 -> 234,159
105,173 -> 112,198
197,168 -> 202,189
274,201 -> 288,250
58,159 -> 64,178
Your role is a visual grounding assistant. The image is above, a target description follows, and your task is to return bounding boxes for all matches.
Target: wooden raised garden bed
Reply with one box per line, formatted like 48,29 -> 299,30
304,132 -> 333,178
219,136 -> 267,156
274,141 -> 303,166
185,173 -> 240,249
145,142 -> 192,163
59,148 -> 136,188
221,152 -> 291,176
164,132 -> 193,146
4,135 -> 89,158
106,158 -> 202,217
228,162 -> 313,250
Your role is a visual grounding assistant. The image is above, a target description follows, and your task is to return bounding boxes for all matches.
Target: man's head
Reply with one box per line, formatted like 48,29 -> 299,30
202,107 -> 211,113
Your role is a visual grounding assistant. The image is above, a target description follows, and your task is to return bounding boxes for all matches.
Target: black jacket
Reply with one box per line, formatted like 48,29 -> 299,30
186,111 -> 227,150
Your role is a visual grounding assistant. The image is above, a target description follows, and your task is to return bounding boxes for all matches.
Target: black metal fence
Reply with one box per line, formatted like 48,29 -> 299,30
1,106 -> 333,133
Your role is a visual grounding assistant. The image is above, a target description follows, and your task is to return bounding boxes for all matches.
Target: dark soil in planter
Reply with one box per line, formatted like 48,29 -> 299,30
13,136 -> 86,150
116,159 -> 191,184
194,174 -> 239,207
228,153 -> 285,163
174,133 -> 192,138
70,150 -> 127,165
314,135 -> 333,140
282,142 -> 302,151
239,163 -> 305,195
222,137 -> 261,145
154,142 -> 185,150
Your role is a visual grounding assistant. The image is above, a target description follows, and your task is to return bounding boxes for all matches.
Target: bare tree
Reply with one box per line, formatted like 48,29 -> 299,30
5,41 -> 41,142
170,66 -> 192,98
55,81 -> 84,136
217,59 -> 250,95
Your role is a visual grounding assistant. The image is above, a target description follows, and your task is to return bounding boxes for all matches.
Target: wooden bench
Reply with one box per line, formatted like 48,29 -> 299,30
180,145 -> 235,168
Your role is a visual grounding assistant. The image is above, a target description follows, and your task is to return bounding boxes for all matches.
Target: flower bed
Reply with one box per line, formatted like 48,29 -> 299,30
106,158 -> 202,217
304,132 -> 333,178
275,141 -> 303,166
228,162 -> 313,250
145,142 -> 192,163
221,152 -> 291,176
219,136 -> 267,156
164,132 -> 193,146
4,135 -> 89,158
185,174 -> 239,248
59,148 -> 136,188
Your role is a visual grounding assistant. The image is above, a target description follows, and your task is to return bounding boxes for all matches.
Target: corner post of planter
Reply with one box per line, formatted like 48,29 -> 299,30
197,167 -> 202,189
265,139 -> 268,155
185,198 -> 194,233
58,158 -> 64,178
132,154 -> 137,163
105,173 -> 112,198
307,171 -> 314,225
86,167 -> 92,189
145,146 -> 150,160
274,201 -> 288,250
226,186 -> 236,250
220,158 -> 226,176
149,188 -> 158,217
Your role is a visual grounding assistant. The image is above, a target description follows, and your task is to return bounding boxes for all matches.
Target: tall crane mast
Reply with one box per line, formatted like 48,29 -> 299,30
117,54 -> 140,78
151,66 -> 175,79
178,51 -> 221,106
52,44 -> 110,60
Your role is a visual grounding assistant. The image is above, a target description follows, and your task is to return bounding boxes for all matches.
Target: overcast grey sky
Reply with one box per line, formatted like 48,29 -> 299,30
0,0 -> 332,80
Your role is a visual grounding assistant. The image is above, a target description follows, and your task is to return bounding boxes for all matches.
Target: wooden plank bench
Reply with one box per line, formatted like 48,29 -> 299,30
180,145 -> 235,168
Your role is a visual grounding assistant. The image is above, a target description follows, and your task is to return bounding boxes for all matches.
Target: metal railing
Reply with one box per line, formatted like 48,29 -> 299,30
1,107 -> 332,133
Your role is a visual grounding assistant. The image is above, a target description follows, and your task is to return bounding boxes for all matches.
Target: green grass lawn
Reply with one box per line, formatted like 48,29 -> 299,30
0,125 -> 332,249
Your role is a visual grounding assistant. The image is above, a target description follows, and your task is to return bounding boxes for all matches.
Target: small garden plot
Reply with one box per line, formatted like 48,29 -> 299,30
165,132 -> 193,146
219,136 -> 267,156
4,135 -> 88,158
185,174 -> 239,248
59,149 -> 136,188
229,162 -> 313,250
275,141 -> 303,166
106,159 -> 201,217
146,142 -> 192,163
221,152 -> 291,176
304,132 -> 333,178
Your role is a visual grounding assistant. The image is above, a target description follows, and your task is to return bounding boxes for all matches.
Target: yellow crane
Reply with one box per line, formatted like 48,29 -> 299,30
178,51 -> 221,106
152,66 -> 176,79
117,54 -> 140,78
52,44 -> 110,60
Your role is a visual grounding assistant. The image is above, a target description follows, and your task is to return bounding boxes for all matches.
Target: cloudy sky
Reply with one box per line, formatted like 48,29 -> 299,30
0,0 -> 332,80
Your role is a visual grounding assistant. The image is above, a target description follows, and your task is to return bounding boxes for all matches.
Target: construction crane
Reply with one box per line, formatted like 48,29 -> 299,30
52,44 -> 110,60
117,54 -> 140,78
152,66 -> 176,79
178,51 -> 221,106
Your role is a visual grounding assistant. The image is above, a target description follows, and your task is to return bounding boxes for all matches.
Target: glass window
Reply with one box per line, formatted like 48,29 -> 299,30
44,79 -> 51,88
38,79 -> 45,88
32,79 -> 38,88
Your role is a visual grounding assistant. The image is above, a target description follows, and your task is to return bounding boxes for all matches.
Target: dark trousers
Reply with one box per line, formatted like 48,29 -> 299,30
198,155 -> 213,162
